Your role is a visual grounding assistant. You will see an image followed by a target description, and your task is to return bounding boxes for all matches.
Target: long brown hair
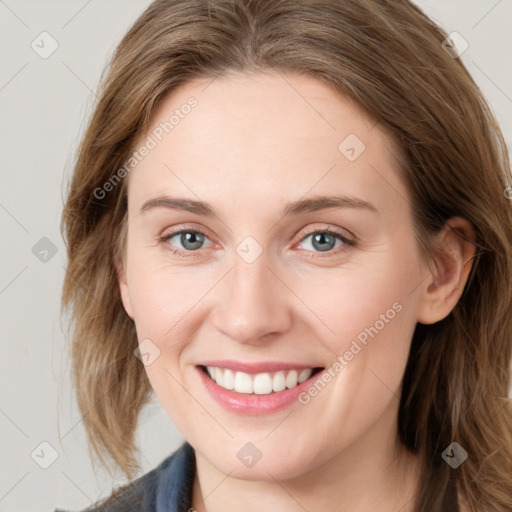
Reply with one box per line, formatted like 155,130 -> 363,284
61,1 -> 512,510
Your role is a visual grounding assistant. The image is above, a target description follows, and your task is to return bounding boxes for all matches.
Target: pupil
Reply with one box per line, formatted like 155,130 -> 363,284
182,232 -> 203,250
313,233 -> 335,252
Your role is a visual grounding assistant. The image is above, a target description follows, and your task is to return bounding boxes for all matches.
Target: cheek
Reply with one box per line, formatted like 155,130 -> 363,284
294,250 -> 421,414
126,252 -> 223,373
128,264 -> 194,343
292,254 -> 419,437
126,261 -> 204,416
300,253 -> 417,350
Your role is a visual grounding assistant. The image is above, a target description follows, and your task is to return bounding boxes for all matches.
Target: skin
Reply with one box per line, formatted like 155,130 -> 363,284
118,70 -> 475,512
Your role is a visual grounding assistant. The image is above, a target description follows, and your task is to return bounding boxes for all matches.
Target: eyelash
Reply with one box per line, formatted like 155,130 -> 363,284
158,226 -> 356,259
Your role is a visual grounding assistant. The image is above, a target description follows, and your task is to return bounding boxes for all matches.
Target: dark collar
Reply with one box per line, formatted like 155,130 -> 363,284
155,441 -> 196,512
72,441 -> 196,512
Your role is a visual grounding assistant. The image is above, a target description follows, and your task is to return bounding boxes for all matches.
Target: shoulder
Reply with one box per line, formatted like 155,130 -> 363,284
54,441 -> 195,512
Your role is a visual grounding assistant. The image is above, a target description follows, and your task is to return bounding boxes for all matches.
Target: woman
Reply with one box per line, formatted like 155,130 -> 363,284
59,0 -> 512,511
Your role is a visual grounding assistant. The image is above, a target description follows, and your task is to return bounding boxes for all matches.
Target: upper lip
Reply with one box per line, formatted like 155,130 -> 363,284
197,360 -> 323,374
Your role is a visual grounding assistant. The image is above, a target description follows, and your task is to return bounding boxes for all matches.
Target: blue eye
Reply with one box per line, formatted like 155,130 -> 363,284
160,229 -> 211,256
159,227 -> 355,258
297,229 -> 354,255
300,231 -> 342,252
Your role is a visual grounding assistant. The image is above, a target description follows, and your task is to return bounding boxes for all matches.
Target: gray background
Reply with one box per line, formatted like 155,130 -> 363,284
0,1 -> 511,510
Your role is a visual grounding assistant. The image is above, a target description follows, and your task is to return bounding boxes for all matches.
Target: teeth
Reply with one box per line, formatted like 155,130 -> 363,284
223,369 -> 235,390
253,373 -> 273,394
285,370 -> 298,388
234,371 -> 253,393
273,371 -> 286,392
206,366 -> 315,395
298,369 -> 313,384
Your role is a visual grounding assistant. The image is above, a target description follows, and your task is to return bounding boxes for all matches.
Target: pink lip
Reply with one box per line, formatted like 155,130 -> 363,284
196,365 -> 325,415
197,359 -> 319,374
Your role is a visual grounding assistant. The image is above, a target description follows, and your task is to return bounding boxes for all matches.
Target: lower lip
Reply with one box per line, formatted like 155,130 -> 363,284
196,366 -> 324,415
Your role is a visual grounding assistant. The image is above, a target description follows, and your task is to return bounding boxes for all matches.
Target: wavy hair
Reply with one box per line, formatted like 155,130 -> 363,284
61,1 -> 512,510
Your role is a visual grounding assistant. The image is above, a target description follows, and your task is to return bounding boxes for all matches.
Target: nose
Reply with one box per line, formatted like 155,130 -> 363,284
211,252 -> 293,345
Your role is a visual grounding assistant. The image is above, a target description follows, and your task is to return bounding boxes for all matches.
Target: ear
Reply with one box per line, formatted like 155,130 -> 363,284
116,251 -> 134,320
416,217 -> 476,325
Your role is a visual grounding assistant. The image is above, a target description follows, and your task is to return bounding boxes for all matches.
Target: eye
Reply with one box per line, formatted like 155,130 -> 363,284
159,226 -> 356,259
296,228 -> 355,256
159,228 -> 213,257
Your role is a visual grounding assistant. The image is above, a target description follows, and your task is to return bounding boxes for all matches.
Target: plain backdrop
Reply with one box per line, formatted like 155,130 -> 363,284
0,1 -> 511,510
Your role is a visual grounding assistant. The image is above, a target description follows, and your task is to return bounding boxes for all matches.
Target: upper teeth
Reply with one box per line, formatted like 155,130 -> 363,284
206,366 -> 314,394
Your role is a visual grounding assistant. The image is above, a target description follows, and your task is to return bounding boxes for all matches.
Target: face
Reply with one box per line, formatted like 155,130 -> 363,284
118,70 -> 431,481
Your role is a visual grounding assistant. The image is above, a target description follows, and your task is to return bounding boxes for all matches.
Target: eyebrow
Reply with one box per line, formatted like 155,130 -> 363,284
139,194 -> 379,217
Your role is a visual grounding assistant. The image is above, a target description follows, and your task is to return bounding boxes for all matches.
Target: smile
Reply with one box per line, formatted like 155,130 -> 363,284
200,365 -> 324,395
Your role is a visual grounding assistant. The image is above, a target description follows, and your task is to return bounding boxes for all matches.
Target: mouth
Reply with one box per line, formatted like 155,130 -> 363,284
198,365 -> 324,395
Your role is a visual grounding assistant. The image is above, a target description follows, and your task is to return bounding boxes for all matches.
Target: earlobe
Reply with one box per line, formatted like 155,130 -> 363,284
416,218 -> 476,325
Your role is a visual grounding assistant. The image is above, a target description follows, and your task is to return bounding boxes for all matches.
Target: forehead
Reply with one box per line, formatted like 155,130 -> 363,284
127,70 -> 408,221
